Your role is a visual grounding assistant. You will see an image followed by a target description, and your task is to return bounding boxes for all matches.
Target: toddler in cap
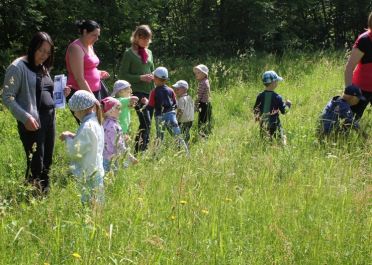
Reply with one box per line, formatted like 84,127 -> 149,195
318,85 -> 364,138
172,80 -> 194,145
253,70 -> 291,144
60,90 -> 105,207
101,96 -> 138,173
193,64 -> 213,138
111,80 -> 139,135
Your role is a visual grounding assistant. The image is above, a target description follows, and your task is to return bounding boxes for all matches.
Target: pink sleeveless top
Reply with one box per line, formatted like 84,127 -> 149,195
66,39 -> 101,92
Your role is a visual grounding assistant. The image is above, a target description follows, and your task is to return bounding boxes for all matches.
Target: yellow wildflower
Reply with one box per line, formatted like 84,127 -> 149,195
201,209 -> 209,215
180,200 -> 187,205
72,252 -> 81,259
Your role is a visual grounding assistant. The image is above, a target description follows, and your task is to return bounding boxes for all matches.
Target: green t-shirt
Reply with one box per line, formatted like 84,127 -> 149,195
118,48 -> 155,94
118,97 -> 131,134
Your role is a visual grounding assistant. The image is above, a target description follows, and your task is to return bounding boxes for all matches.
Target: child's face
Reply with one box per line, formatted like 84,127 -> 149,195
174,87 -> 187,96
154,76 -> 167,86
105,104 -> 121,118
347,95 -> 360,106
117,88 -> 132,98
194,69 -> 206,81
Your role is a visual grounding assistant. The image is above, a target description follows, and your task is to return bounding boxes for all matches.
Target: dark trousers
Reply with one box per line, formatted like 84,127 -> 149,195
133,92 -> 153,152
179,121 -> 193,144
351,90 -> 372,120
198,101 -> 212,136
66,88 -> 101,124
18,109 -> 55,190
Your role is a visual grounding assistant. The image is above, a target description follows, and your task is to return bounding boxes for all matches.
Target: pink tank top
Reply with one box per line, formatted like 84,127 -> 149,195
65,39 -> 101,92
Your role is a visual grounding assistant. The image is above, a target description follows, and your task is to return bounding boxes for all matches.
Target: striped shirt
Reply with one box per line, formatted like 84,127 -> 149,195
197,78 -> 210,103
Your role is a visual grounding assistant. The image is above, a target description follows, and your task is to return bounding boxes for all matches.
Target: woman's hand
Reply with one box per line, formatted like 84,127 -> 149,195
64,85 -> 72,97
100,70 -> 110,80
140,74 -> 154,83
25,116 -> 40,131
60,131 -> 75,141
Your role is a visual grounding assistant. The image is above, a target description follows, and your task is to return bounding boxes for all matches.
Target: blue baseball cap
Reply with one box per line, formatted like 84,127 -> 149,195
262,70 -> 283,84
153,66 -> 169,80
344,85 -> 366,100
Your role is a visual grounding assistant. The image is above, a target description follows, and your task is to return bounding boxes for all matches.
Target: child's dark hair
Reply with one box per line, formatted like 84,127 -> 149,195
75,20 -> 100,35
27,31 -> 54,75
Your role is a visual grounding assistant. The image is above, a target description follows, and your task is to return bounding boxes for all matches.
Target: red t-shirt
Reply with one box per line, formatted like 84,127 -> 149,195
352,30 -> 372,92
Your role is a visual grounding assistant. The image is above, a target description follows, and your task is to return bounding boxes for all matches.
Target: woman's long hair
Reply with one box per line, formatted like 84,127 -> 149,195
27,32 -> 54,75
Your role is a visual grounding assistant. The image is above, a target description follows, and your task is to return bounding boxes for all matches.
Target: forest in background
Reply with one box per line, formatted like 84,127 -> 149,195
1,0 -> 371,78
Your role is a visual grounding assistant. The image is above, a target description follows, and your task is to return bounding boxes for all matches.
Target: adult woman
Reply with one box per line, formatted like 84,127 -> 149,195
2,32 -> 55,193
345,11 -> 372,119
118,25 -> 155,153
65,20 -> 110,103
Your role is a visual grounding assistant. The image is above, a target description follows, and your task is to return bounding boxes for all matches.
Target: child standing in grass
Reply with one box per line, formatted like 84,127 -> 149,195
60,90 -> 105,206
318,85 -> 364,137
253,70 -> 291,144
111,80 -> 139,136
101,96 -> 138,173
193,64 -> 213,137
172,80 -> 194,145
147,67 -> 189,154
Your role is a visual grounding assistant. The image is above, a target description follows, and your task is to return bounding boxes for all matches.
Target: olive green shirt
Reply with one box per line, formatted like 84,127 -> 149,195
118,48 -> 154,94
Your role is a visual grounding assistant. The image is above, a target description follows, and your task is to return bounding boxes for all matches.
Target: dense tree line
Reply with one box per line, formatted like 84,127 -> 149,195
1,0 -> 371,78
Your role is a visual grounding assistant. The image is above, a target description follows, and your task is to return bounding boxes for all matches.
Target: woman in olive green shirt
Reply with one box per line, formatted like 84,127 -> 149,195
118,25 -> 154,152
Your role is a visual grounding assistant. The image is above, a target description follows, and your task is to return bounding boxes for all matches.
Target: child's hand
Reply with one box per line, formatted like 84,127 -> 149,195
285,100 -> 292,108
60,131 -> 75,141
64,85 -> 72,97
141,97 -> 149,105
130,96 -> 139,106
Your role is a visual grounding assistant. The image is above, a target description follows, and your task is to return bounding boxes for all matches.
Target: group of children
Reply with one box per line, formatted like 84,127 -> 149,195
253,70 -> 365,144
60,64 -> 213,206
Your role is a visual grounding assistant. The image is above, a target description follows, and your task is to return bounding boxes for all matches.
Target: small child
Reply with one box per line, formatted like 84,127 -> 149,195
147,67 -> 188,154
172,80 -> 194,145
101,96 -> 138,173
60,90 -> 105,206
253,70 -> 291,144
111,80 -> 139,136
318,85 -> 364,137
193,64 -> 213,137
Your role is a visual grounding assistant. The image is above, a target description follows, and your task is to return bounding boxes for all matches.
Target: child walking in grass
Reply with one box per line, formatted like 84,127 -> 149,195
147,67 -> 189,154
318,85 -> 364,138
172,80 -> 194,145
101,96 -> 138,173
111,80 -> 139,136
60,90 -> 105,206
193,64 -> 213,137
253,70 -> 291,144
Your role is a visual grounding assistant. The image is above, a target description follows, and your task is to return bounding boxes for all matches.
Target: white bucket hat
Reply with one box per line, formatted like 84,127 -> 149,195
193,64 -> 209,76
68,90 -> 98,112
172,80 -> 189,90
111,80 -> 131,97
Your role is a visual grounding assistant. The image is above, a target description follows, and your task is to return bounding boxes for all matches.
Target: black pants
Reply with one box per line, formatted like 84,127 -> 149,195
198,101 -> 212,136
351,90 -> 372,120
179,121 -> 193,144
18,108 -> 55,190
133,92 -> 153,152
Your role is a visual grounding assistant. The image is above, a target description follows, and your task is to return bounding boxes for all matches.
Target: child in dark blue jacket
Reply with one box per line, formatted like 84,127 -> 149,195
318,85 -> 364,137
253,70 -> 291,144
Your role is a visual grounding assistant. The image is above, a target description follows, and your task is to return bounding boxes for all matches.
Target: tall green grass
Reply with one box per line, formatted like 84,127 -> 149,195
0,52 -> 371,264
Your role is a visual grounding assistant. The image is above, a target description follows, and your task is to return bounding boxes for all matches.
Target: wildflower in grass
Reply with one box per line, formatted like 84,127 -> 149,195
201,209 -> 209,215
225,197 -> 232,202
44,263 -> 50,265
171,215 -> 176,220
72,252 -> 81,259
180,200 -> 187,205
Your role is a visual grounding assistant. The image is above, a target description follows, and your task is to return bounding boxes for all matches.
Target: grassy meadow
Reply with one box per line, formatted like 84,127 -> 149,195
0,52 -> 371,264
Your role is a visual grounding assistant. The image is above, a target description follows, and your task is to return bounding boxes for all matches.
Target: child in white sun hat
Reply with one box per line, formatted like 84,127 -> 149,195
172,80 -> 194,145
101,96 -> 138,173
111,80 -> 139,136
60,90 -> 105,207
193,64 -> 213,138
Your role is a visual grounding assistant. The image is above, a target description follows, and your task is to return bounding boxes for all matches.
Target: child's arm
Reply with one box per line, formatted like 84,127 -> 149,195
63,128 -> 93,160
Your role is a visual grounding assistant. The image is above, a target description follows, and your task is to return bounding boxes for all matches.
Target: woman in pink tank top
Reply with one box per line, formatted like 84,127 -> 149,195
65,20 -> 110,102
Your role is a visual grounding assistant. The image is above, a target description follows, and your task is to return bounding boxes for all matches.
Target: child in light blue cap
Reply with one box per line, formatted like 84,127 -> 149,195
60,90 -> 105,207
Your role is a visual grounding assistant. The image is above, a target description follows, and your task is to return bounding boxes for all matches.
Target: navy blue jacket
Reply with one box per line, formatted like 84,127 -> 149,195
148,85 -> 177,116
253,90 -> 288,125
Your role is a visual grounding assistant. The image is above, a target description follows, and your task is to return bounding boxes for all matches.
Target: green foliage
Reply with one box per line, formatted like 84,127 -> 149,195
0,53 -> 371,264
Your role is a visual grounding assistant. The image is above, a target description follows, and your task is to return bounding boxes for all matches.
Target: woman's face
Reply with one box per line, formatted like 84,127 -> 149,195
136,36 -> 151,48
83,28 -> 100,45
34,41 -> 51,66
